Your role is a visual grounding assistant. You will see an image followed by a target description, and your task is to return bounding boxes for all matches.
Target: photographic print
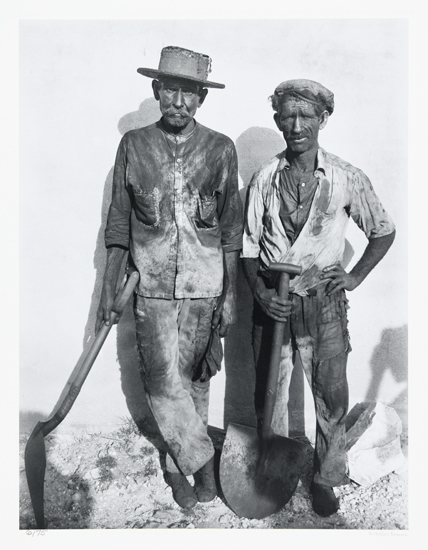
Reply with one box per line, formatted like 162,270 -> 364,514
17,15 -> 410,536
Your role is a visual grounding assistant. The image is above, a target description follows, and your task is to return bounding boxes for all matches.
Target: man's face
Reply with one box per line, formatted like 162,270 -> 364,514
274,98 -> 327,154
153,77 -> 207,129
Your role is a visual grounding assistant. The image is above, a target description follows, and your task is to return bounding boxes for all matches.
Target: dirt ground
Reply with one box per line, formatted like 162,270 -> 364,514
20,417 -> 408,530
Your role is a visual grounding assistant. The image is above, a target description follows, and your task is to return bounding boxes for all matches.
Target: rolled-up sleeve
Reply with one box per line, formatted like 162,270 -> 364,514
105,137 -> 132,249
241,172 -> 265,258
216,141 -> 244,252
349,170 -> 395,239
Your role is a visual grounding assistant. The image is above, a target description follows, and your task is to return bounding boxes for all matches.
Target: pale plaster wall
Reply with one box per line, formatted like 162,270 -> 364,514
20,20 -> 408,440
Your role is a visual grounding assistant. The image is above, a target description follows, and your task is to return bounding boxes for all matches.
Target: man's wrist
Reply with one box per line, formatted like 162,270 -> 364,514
254,272 -> 269,299
223,289 -> 236,311
348,269 -> 364,289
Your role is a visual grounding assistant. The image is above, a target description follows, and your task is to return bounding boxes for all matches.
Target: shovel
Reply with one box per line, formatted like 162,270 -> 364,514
24,269 -> 139,529
219,262 -> 306,519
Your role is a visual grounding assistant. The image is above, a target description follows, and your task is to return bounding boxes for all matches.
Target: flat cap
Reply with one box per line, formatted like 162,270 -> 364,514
273,79 -> 334,114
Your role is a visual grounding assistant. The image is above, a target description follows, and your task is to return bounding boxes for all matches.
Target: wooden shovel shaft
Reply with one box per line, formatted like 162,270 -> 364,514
262,263 -> 301,440
42,316 -> 117,434
41,269 -> 139,435
25,269 -> 140,529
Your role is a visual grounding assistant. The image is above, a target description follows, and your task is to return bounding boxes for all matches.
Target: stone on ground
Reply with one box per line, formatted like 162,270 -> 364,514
346,401 -> 406,487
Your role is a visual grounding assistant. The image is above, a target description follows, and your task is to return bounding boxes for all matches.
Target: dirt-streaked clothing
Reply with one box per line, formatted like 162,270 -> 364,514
134,295 -> 216,475
253,287 -> 350,487
244,147 -> 394,487
105,120 -> 243,299
242,147 -> 395,295
105,119 -> 243,475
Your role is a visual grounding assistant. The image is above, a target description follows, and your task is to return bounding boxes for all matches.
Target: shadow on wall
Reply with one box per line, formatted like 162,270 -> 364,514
223,127 -> 288,430
84,115 -> 359,448
82,98 -> 160,349
364,324 -> 408,433
235,126 -> 284,188
80,98 -> 165,454
21,99 -> 159,438
85,121 -> 289,443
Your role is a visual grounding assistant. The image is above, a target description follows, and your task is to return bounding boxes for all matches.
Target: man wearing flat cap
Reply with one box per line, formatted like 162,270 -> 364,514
96,46 -> 243,509
242,79 -> 395,516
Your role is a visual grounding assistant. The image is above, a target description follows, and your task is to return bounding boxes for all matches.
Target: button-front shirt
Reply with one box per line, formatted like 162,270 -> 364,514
105,120 -> 243,299
278,169 -> 319,245
242,147 -> 395,295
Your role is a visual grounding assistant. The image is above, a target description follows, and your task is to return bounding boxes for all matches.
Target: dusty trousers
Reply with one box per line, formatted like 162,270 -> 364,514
134,295 -> 217,476
252,288 -> 351,487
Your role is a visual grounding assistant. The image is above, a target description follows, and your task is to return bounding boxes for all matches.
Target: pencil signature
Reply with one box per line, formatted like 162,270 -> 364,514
26,530 -> 47,536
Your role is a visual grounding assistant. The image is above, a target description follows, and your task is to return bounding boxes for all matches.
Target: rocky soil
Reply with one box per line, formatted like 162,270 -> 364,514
20,418 -> 408,530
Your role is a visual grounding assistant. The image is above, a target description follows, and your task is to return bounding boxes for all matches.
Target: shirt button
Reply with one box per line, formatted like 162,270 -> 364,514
299,205 -> 303,209
301,182 -> 306,187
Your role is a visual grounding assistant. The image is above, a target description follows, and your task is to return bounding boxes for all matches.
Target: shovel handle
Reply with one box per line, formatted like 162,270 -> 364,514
262,263 -> 301,440
42,269 -> 140,435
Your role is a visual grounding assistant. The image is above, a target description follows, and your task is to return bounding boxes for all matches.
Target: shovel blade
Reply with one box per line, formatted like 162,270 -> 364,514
24,423 -> 47,529
219,423 -> 305,520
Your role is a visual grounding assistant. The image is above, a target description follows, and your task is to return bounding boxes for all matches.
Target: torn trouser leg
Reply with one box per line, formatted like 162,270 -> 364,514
134,295 -> 216,476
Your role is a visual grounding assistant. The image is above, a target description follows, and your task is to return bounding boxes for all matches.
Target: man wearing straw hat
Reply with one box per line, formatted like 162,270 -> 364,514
96,46 -> 243,510
242,79 -> 395,517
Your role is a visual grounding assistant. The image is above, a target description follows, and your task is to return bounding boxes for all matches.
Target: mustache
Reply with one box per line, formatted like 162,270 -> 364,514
165,108 -> 189,116
289,133 -> 308,139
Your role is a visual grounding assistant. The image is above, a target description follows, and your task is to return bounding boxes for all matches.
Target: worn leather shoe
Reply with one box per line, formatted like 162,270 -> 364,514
311,482 -> 340,517
167,471 -> 198,510
193,456 -> 217,503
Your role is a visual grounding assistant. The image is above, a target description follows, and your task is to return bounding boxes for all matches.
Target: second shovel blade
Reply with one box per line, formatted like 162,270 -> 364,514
219,423 -> 305,520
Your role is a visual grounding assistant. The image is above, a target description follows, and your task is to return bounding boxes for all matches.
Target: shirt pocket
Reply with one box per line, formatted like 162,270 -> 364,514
194,193 -> 219,230
132,188 -> 160,227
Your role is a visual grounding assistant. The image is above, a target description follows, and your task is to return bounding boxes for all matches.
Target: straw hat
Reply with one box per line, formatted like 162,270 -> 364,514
137,46 -> 225,89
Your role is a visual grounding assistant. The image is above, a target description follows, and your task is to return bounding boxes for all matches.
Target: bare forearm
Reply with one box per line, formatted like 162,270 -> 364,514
212,250 -> 240,336
242,256 -> 272,302
96,246 -> 128,332
222,250 -> 239,319
321,230 -> 396,295
350,230 -> 396,286
241,256 -> 292,322
224,250 -> 239,299
103,246 -> 128,291
241,257 -> 260,295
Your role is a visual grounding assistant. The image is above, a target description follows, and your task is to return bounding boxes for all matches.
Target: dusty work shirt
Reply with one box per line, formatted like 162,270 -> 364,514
242,147 -> 395,295
105,120 -> 243,299
278,169 -> 319,245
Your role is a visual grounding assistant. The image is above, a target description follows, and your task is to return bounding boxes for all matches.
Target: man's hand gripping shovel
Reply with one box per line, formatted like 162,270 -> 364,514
24,269 -> 139,529
219,262 -> 306,519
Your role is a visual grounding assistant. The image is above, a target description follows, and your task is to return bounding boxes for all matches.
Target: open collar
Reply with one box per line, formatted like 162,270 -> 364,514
277,147 -> 327,177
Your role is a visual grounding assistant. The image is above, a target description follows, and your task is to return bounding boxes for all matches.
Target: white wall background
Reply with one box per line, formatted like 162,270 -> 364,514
19,19 -> 407,437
